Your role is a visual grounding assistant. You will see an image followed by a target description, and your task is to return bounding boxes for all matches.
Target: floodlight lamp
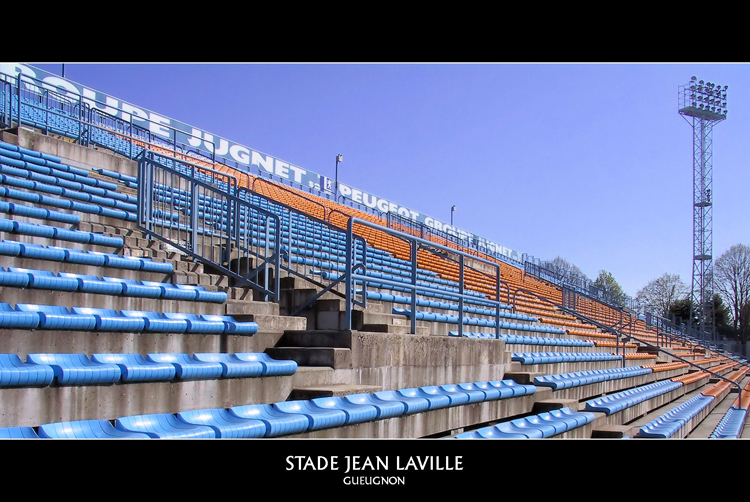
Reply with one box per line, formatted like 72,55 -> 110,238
724,85 -> 728,90
699,80 -> 705,84
691,76 -> 697,80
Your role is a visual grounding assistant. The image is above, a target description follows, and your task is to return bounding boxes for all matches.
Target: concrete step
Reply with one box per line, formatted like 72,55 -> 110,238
266,346 -> 352,369
276,330 -> 352,348
289,383 -> 382,400
361,323 -> 431,336
240,313 -> 307,333
225,299 -> 280,317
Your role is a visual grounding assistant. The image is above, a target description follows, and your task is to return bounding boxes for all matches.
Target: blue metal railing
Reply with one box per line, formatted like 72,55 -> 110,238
138,150 -> 280,300
344,217 -> 504,337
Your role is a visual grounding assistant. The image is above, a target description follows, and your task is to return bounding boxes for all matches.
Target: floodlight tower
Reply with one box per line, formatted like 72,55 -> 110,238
678,76 -> 728,341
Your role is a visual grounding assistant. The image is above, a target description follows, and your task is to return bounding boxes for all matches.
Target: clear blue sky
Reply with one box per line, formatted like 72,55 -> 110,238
30,63 -> 750,298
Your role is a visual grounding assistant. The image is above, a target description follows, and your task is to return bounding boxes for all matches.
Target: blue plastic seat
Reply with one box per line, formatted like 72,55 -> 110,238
177,408 -> 267,438
274,400 -> 348,431
115,413 -> 216,438
59,273 -> 123,295
141,281 -> 196,301
26,353 -> 121,385
146,353 -> 223,380
9,268 -> 77,292
373,390 -> 429,415
91,353 -> 176,382
228,404 -> 308,437
488,379 -> 536,398
0,303 -> 40,329
0,353 -> 54,387
163,313 -> 226,334
439,383 -> 485,404
16,304 -> 96,330
111,279 -> 161,298
311,396 -> 379,425
342,393 -> 407,420
0,426 -> 40,438
38,419 -> 150,438
71,307 -> 145,332
233,353 -> 297,375
399,387 -> 451,410
122,310 -> 187,333
18,242 -> 66,262
472,425 -> 527,439
192,353 -> 264,378
0,266 -> 30,288
174,285 -> 227,303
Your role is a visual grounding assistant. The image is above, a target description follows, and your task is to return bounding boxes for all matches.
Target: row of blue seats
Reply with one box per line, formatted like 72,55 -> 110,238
0,142 -> 89,178
533,366 -> 653,390
0,267 -> 224,302
315,271 -> 488,300
0,162 -> 136,205
584,380 -> 683,415
709,406 -> 747,439
0,181 -> 136,222
454,407 -> 596,439
0,240 -> 173,273
0,142 -> 62,164
0,151 -> 118,191
449,331 -> 594,347
93,167 -> 137,185
394,308 -> 565,334
0,351 -> 292,387
511,352 -> 622,365
0,304 -> 241,332
0,217 -> 123,247
368,292 -> 516,316
0,378 -> 535,438
356,281 -> 497,309
637,394 -> 715,438
0,200 -> 78,225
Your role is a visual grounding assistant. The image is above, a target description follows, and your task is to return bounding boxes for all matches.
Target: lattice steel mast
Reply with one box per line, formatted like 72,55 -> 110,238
678,76 -> 728,341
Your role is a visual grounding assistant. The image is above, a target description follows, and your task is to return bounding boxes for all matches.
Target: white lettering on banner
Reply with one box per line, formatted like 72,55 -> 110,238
121,103 -> 148,124
289,165 -> 306,183
40,76 -> 80,100
188,128 -> 202,147
274,160 -> 289,178
1,63 -> 41,94
82,89 -> 119,116
4,64 -> 525,264
149,113 -> 171,138
229,145 -> 251,164
252,151 -> 274,174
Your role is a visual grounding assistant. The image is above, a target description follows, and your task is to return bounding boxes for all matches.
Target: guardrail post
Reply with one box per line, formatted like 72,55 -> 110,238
410,240 -> 417,335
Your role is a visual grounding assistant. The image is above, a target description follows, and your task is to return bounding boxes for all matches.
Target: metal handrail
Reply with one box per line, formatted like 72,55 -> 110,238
345,217 -> 503,338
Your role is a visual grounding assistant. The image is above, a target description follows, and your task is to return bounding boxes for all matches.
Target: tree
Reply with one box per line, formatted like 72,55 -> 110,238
635,273 -> 689,318
593,270 -> 629,308
543,256 -> 589,286
714,244 -> 750,333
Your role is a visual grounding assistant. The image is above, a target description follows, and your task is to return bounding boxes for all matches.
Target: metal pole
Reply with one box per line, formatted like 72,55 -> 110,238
334,154 -> 342,198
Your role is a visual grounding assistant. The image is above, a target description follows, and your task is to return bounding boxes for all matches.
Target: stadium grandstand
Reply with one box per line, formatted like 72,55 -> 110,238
0,63 -> 747,442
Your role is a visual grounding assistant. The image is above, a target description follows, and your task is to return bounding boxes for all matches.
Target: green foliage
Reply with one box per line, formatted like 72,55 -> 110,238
593,270 -> 628,308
